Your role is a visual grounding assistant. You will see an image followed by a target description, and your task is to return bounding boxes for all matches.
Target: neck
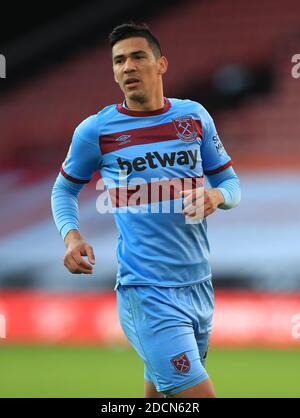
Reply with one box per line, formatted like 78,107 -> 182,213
125,89 -> 165,112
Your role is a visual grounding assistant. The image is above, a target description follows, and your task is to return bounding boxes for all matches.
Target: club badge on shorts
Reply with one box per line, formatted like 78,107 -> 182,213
171,352 -> 190,374
173,116 -> 198,143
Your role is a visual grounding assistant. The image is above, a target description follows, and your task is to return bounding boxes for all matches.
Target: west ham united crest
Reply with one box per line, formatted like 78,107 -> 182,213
171,352 -> 190,374
173,116 -> 198,143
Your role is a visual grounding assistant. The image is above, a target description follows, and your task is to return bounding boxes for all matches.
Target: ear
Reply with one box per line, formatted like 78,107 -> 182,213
158,56 -> 168,76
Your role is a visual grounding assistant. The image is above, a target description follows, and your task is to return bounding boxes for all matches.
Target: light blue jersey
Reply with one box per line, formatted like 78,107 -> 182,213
53,98 -> 239,287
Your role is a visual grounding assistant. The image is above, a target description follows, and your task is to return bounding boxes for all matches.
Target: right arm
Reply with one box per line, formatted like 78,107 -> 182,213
51,115 -> 102,274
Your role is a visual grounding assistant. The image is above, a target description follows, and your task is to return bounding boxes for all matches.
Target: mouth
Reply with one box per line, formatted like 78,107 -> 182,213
124,78 -> 141,88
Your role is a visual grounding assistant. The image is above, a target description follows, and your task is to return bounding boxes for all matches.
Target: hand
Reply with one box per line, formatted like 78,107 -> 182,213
63,230 -> 95,274
180,187 -> 224,221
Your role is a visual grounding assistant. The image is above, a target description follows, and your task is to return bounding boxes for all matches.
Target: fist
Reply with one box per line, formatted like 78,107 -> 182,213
64,232 -> 95,274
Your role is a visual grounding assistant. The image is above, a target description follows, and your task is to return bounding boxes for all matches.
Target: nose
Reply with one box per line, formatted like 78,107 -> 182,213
123,57 -> 136,73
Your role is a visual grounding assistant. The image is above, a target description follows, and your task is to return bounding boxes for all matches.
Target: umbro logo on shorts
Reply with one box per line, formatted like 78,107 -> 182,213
171,352 -> 190,374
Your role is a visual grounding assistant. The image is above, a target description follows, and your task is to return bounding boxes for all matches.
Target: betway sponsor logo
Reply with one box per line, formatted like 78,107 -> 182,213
117,149 -> 198,174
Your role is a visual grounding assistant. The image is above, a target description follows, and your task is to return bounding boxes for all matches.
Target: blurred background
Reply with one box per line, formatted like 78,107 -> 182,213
0,0 -> 300,398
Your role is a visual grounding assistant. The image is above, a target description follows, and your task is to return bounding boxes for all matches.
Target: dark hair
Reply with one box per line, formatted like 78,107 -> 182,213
109,22 -> 162,58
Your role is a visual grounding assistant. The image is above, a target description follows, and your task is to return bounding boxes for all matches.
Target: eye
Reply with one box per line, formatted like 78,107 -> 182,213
114,58 -> 124,64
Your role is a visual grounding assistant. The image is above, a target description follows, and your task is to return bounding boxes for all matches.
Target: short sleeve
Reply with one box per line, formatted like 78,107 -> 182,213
200,109 -> 232,176
60,115 -> 102,184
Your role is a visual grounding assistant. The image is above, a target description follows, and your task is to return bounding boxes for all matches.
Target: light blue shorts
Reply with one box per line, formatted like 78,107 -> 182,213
115,279 -> 214,396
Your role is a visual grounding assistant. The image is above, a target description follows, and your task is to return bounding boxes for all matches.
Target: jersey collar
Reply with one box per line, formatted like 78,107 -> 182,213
116,98 -> 171,117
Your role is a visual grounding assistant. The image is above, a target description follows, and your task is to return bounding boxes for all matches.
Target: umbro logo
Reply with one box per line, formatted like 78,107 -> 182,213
115,135 -> 132,145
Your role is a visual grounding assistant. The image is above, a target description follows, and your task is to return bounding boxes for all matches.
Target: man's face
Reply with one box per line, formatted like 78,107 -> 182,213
112,37 -> 167,103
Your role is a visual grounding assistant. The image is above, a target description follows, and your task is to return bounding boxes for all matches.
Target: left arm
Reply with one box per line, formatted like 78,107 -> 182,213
181,105 -> 241,219
206,165 -> 241,210
181,166 -> 241,219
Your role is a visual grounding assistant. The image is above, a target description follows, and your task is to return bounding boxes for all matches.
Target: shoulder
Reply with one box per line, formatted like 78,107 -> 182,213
74,104 -> 118,141
169,98 -> 213,122
95,103 -> 119,121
